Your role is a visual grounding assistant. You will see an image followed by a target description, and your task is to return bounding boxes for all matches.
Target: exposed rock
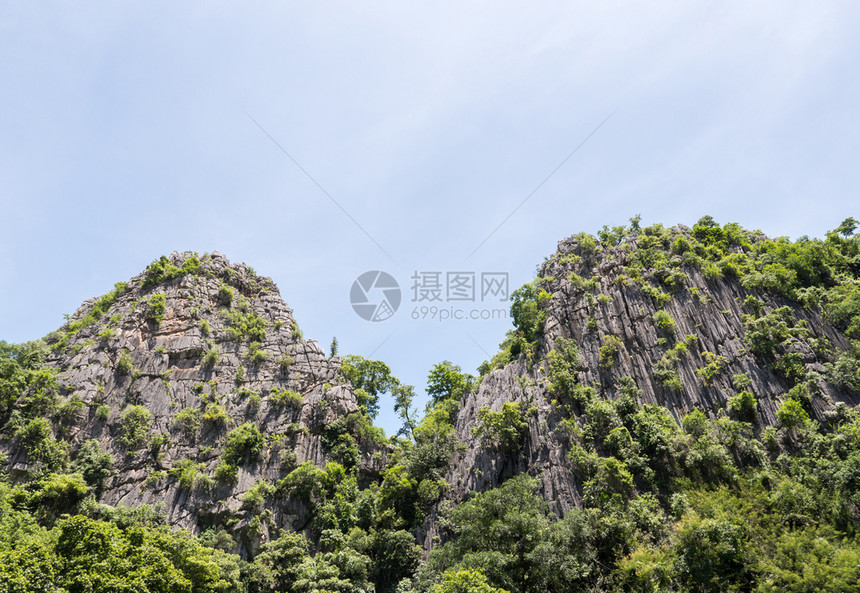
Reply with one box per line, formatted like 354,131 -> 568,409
5,233 -> 859,561
432,227 -> 860,542
1,251 -> 383,558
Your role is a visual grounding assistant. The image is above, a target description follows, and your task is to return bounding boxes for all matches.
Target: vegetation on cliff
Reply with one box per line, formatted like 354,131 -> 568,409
1,217 -> 860,592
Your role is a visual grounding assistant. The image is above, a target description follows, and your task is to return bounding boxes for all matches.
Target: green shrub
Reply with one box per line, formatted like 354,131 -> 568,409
640,282 -> 672,307
56,395 -> 85,426
727,390 -> 757,421
731,373 -> 752,390
119,405 -> 152,449
472,401 -> 528,451
217,285 -> 234,307
202,402 -> 229,426
16,418 -> 57,453
546,337 -> 582,400
174,407 -> 201,437
584,455 -> 635,504
776,397 -> 809,430
702,261 -> 723,280
95,404 -> 110,421
278,461 -> 327,504
654,354 -> 683,392
584,397 -> 622,443
214,460 -> 238,483
241,480 -> 275,510
598,224 -> 628,247
509,280 -> 551,346
787,382 -> 813,407
248,342 -> 267,365
200,320 -> 211,336
599,335 -> 623,368
270,387 -> 303,408
697,351 -> 727,386
604,425 -> 636,459
824,347 -> 860,391
773,351 -> 807,384
145,293 -> 166,326
116,349 -> 133,375
692,215 -> 727,250
430,568 -> 509,593
743,306 -> 808,361
224,301 -> 267,343
652,310 -> 676,335
149,434 -> 167,457
222,423 -> 264,466
823,283 -> 860,339
202,346 -> 219,370
674,517 -> 750,590
719,252 -> 753,278
72,439 -> 113,492
577,231 -> 600,255
169,459 -> 207,490
740,262 -> 797,297
338,354 -> 402,419
672,236 -> 691,254
279,449 -> 298,472
278,354 -> 294,373
142,255 -> 200,288
49,283 -> 128,351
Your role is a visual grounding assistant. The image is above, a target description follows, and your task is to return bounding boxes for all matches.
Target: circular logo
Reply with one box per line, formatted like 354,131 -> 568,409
350,271 -> 401,322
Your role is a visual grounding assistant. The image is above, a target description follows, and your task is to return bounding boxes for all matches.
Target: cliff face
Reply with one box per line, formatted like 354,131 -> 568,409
1,252 -> 382,556
3,224 -> 858,560
440,225 -> 860,521
5,223 -> 860,591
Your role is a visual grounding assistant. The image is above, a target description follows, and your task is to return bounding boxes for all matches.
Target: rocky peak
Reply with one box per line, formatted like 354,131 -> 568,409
438,223 -> 860,525
3,251 -> 381,557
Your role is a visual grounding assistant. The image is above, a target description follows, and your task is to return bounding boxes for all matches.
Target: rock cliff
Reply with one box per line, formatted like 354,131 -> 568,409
4,221 -> 859,564
1,251 -> 383,557
441,224 -> 860,523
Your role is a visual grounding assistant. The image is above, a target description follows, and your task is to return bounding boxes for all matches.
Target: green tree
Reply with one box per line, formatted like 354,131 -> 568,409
674,518 -> 750,592
472,402 -> 528,452
426,361 -> 476,409
119,405 -> 153,449
835,217 -> 858,237
392,382 -> 417,437
339,355 -> 398,420
425,475 -> 553,593
222,423 -> 264,466
430,568 -> 510,593
245,531 -> 311,593
509,281 -> 551,346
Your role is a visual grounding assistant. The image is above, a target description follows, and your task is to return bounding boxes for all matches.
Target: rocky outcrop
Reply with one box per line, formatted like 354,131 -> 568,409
1,252 -> 382,556
440,226 -> 859,523
5,230 -> 858,558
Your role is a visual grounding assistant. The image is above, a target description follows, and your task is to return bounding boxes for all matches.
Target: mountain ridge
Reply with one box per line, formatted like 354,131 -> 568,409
2,217 -> 860,592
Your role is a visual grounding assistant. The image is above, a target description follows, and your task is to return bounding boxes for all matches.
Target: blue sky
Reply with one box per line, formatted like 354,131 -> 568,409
2,2 -> 858,435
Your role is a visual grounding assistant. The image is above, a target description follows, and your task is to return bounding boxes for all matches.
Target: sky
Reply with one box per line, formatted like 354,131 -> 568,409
1,2 -> 859,435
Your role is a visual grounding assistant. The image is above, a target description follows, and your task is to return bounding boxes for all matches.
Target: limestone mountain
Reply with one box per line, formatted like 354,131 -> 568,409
441,222 -> 860,520
1,251 -> 385,557
2,217 -> 860,593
